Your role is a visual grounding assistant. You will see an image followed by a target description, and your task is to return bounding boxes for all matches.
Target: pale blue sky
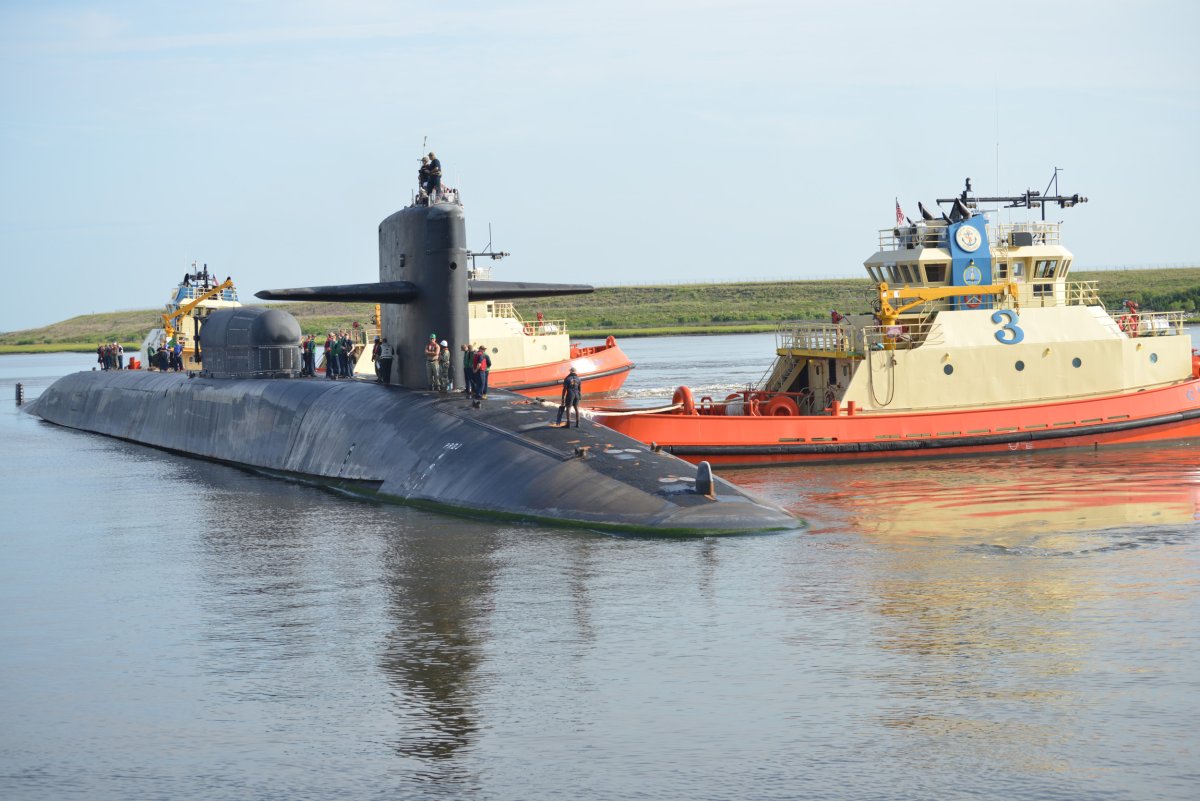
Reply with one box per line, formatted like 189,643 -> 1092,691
2,1 -> 1197,331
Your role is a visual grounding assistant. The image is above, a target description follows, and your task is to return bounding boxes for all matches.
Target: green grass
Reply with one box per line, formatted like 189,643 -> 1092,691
4,268 -> 1198,353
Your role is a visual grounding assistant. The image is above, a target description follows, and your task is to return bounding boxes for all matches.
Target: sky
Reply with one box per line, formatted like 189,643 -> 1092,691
1,1 -> 1198,331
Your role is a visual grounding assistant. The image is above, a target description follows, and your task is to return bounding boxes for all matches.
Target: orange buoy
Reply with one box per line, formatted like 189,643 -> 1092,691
762,395 -> 800,416
673,385 -> 697,415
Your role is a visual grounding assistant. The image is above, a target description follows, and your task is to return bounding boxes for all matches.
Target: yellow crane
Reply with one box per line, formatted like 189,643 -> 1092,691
160,278 -> 235,342
876,280 -> 1020,328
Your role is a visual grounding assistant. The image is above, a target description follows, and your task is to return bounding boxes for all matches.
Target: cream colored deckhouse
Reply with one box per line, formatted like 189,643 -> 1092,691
761,181 -> 1193,414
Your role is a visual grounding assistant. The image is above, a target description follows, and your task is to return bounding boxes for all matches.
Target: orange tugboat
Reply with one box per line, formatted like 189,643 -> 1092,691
593,178 -> 1200,464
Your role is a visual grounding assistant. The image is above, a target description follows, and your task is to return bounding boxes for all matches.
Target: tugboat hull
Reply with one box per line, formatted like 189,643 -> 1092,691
595,378 -> 1200,466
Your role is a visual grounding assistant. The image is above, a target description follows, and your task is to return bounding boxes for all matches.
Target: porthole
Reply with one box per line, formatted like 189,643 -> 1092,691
1015,360 -> 1025,371
1150,353 -> 1158,364
449,261 -> 458,270
943,364 -> 954,375
1072,357 -> 1082,368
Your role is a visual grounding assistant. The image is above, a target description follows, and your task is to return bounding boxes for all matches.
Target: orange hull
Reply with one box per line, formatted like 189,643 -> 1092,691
490,338 -> 634,400
594,378 -> 1200,466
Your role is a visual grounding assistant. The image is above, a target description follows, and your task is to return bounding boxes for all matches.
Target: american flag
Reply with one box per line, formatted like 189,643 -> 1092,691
895,198 -> 904,225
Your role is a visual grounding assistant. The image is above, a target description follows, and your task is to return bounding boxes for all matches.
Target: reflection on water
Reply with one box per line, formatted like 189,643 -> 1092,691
734,445 -> 1200,543
2,352 -> 1199,800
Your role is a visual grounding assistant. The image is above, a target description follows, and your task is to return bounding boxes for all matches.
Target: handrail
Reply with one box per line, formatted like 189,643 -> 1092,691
878,220 -> 1062,250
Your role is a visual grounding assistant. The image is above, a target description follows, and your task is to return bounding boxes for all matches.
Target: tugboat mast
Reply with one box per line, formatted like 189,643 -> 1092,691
938,170 -> 1087,220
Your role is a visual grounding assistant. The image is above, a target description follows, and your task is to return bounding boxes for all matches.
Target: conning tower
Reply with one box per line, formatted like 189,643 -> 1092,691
257,192 -> 590,388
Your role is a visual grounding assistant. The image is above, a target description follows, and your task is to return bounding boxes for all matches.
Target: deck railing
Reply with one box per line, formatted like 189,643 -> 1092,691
776,322 -> 857,354
173,286 -> 238,304
491,302 -> 568,335
862,320 -> 944,351
878,220 -> 1062,251
1117,310 -> 1189,337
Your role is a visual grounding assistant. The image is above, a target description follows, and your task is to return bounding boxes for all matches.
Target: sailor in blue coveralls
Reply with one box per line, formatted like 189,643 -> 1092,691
556,367 -> 582,427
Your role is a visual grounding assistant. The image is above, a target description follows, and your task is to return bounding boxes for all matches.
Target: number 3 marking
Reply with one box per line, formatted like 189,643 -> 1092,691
992,309 -> 1024,344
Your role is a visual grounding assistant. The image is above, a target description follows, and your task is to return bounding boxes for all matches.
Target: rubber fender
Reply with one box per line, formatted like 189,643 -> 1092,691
673,385 -> 697,415
762,395 -> 800,416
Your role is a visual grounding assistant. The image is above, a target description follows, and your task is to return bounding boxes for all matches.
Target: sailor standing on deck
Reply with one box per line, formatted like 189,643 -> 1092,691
556,367 -> 582,428
438,340 -> 451,391
377,338 -> 394,384
461,344 -> 473,395
471,345 -> 491,407
425,334 -> 442,389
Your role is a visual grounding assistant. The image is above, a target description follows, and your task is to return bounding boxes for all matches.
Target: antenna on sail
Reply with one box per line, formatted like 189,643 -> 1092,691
468,223 -> 510,278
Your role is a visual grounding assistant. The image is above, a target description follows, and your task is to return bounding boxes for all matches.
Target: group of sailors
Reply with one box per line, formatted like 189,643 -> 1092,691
96,342 -> 125,370
297,330 -> 366,379
147,339 -> 184,371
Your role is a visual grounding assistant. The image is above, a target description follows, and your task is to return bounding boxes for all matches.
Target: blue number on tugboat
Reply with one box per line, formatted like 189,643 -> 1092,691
992,309 -> 1024,344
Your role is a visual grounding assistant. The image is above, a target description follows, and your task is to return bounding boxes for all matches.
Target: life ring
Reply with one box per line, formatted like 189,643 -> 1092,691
673,385 -> 697,415
762,395 -> 800,416
606,335 -> 616,348
523,324 -> 535,336
1192,352 -> 1200,378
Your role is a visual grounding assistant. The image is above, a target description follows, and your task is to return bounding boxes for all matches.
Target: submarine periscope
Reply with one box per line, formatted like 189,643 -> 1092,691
28,192 -> 796,535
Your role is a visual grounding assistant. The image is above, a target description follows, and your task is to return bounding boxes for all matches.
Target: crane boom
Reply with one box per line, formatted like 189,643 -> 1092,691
877,281 -> 1019,327
161,279 -> 235,341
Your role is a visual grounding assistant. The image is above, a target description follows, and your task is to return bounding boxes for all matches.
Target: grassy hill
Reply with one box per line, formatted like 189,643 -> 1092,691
3,267 -> 1198,353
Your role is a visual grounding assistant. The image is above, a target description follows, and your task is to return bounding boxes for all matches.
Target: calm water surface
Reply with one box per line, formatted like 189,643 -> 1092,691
2,343 -> 1198,801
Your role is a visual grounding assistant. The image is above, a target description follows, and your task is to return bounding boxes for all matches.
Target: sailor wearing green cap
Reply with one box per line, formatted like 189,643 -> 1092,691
425,334 -> 442,390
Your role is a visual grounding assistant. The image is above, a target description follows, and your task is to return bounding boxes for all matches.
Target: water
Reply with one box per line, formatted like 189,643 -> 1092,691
2,344 -> 1198,801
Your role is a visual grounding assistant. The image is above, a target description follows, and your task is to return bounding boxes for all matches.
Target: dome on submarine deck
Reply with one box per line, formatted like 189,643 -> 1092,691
200,306 -> 302,378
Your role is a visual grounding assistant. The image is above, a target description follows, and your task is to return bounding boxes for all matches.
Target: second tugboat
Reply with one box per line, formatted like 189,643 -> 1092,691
593,178 -> 1200,464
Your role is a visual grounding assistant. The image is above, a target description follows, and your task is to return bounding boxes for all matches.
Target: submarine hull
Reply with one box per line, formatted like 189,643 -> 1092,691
28,371 -> 795,535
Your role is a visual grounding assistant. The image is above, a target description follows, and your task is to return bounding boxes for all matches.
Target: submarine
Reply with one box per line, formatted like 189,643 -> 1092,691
28,188 -> 797,535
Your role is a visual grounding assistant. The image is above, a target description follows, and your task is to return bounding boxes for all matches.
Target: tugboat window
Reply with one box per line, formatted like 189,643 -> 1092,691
1015,360 -> 1025,371
1150,353 -> 1158,364
943,364 -> 954,375
1035,259 -> 1059,278
994,262 -> 1007,279
924,263 -> 947,283
1072,357 -> 1082,368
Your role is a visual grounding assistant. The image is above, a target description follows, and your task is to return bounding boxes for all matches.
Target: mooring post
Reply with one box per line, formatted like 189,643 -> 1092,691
15,383 -> 24,405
